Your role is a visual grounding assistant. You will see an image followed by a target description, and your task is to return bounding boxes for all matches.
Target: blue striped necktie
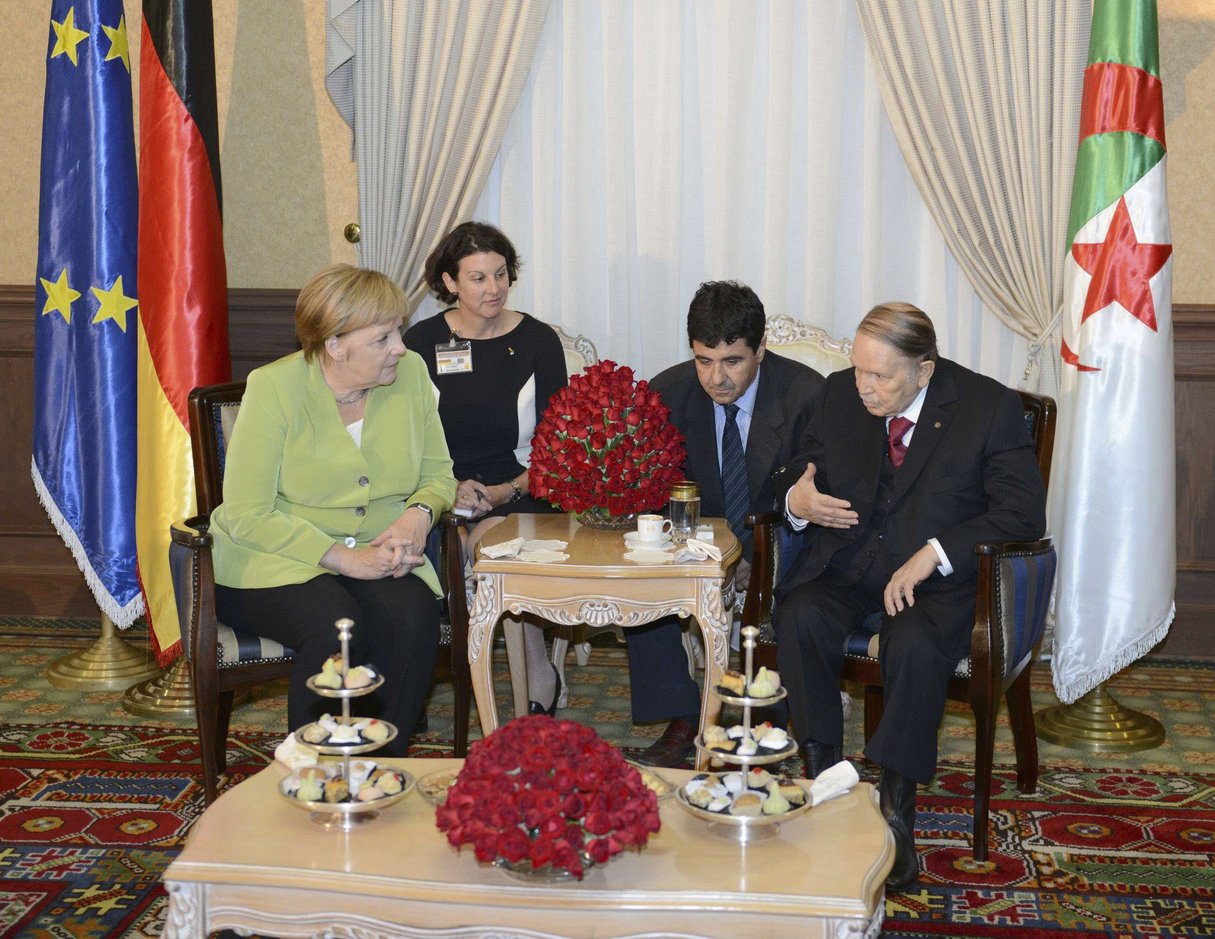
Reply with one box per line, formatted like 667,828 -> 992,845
721,403 -> 750,543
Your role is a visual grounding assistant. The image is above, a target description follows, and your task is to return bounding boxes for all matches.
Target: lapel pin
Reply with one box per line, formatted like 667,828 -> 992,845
934,421 -> 941,429
508,346 -> 516,356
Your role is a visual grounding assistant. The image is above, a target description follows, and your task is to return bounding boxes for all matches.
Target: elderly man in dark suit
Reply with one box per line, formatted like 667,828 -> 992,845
773,301 -> 1046,891
628,280 -> 824,767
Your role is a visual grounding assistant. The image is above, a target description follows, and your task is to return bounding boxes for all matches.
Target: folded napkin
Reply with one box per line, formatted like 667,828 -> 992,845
673,538 -> 723,562
624,547 -> 675,564
480,537 -> 525,558
517,549 -> 570,562
274,733 -> 318,772
808,759 -> 860,806
480,537 -> 569,561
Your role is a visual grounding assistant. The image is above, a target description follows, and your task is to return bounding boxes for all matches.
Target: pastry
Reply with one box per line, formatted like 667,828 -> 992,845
707,737 -> 737,754
327,722 -> 360,744
323,777 -> 350,803
371,769 -> 403,795
311,668 -> 341,690
299,723 -> 329,744
356,782 -> 382,802
725,724 -> 747,740
761,784 -> 791,816
688,784 -> 714,808
706,795 -> 732,813
347,760 -> 375,791
757,727 -> 790,750
703,725 -> 729,745
721,772 -> 745,794
747,666 -> 781,698
717,669 -> 746,696
361,719 -> 390,743
736,736 -> 758,756
746,767 -> 773,789
730,792 -> 763,817
294,775 -> 324,802
776,776 -> 807,805
345,664 -> 377,689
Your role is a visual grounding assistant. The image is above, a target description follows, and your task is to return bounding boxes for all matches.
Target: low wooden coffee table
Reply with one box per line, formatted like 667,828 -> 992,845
164,758 -> 892,938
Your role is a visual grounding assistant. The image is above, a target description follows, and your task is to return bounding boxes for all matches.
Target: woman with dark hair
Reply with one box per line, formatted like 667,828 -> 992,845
210,264 -> 456,752
405,221 -> 568,715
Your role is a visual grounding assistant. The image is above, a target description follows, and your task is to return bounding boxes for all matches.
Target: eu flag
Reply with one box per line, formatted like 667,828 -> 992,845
32,0 -> 143,625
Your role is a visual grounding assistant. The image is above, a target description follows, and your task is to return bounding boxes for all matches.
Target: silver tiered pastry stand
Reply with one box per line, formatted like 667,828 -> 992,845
278,617 -> 413,830
678,625 -> 810,841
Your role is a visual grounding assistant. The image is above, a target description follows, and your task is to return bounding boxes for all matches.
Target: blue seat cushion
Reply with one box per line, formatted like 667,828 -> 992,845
216,622 -> 291,667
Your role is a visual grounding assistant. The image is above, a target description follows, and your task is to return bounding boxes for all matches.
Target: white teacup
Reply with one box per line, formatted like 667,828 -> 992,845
635,514 -> 673,542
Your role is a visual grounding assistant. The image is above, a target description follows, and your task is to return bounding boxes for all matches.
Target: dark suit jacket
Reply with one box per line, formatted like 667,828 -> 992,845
775,358 -> 1046,610
650,351 -> 824,532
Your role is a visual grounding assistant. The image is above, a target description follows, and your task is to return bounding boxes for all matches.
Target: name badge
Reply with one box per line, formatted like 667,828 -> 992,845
435,339 -> 473,375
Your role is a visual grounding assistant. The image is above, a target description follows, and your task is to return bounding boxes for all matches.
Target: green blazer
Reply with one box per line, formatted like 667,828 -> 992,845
210,350 -> 456,594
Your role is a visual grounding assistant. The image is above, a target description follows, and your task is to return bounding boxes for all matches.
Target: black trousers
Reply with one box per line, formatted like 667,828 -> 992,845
772,571 -> 975,783
215,573 -> 440,756
624,616 -> 702,723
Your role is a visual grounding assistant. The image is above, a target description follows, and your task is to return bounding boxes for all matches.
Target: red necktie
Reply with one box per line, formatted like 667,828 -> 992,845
887,416 -> 914,468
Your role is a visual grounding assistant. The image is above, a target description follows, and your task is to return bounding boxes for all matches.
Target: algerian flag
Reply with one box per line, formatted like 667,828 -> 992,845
1050,0 -> 1174,704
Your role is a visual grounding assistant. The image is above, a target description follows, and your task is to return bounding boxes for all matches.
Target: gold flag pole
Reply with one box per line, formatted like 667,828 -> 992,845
1036,682 -> 1164,752
122,656 -> 196,718
46,613 -> 162,690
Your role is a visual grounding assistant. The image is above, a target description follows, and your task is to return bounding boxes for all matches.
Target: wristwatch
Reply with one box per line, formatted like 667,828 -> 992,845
509,479 -> 524,502
406,502 -> 433,522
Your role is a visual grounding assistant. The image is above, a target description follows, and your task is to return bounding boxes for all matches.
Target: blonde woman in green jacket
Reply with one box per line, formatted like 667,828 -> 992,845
211,265 -> 456,752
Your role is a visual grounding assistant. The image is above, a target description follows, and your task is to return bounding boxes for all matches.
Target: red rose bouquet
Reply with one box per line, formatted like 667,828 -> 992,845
435,715 -> 661,879
529,361 -> 685,518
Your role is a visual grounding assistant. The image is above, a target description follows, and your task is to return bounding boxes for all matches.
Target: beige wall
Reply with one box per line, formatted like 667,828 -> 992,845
1,2 -> 1212,298
0,0 -> 357,290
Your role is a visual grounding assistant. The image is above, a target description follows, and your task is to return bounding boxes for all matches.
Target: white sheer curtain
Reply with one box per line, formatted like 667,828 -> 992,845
413,0 -> 1028,386
326,0 -> 551,307
855,0 -> 1091,395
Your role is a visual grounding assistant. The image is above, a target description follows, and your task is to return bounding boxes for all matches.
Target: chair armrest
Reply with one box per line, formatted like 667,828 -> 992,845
438,512 -> 469,666
171,515 -> 212,550
741,512 -> 782,632
974,537 -> 1053,557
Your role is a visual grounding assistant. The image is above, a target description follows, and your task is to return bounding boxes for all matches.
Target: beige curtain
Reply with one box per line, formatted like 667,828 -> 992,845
853,0 -> 1090,393
325,0 -> 551,308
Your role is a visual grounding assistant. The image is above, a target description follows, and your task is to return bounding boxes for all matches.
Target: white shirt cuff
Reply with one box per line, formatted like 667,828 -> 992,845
784,489 -> 809,531
928,538 -> 952,576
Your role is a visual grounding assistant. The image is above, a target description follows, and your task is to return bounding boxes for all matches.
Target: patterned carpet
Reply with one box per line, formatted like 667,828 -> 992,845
0,617 -> 1212,937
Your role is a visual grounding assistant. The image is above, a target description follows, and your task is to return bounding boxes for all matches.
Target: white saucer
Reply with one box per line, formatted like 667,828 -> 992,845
624,532 -> 672,547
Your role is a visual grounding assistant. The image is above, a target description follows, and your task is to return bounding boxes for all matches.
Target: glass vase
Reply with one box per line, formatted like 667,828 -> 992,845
574,508 -> 637,531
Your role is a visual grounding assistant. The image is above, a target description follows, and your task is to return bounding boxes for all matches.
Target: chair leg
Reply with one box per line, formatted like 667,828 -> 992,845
1006,669 -> 1039,794
196,694 -> 221,806
971,699 -> 999,862
862,685 -> 883,743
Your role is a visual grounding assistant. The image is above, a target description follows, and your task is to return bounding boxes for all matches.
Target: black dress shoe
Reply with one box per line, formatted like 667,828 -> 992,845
879,767 -> 919,892
800,739 -> 842,779
528,661 -> 563,716
634,718 -> 696,768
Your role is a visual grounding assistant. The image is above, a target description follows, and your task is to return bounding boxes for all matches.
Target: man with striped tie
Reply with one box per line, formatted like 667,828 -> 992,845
626,281 -> 824,767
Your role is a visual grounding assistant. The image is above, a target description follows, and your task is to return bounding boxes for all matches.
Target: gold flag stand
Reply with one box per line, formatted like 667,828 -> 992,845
46,614 -> 162,690
122,657 -> 196,719
1036,682 -> 1164,752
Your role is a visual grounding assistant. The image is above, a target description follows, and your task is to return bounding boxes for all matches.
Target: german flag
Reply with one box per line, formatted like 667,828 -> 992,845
136,0 -> 231,663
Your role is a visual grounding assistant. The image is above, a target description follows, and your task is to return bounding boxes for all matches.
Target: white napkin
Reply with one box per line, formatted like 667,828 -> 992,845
517,549 -> 570,562
522,539 -> 568,552
480,537 -> 526,558
274,733 -> 318,772
624,547 -> 675,564
808,759 -> 860,806
673,538 -> 723,562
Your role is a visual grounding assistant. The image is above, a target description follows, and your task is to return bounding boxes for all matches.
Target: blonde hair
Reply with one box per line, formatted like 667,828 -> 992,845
295,264 -> 407,361
856,302 -> 938,364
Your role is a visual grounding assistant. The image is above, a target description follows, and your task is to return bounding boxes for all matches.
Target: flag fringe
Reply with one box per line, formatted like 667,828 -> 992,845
1051,604 -> 1175,705
30,458 -> 145,628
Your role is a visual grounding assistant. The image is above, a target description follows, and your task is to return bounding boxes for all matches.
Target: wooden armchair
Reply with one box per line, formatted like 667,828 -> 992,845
170,381 -> 470,805
743,390 -> 1057,861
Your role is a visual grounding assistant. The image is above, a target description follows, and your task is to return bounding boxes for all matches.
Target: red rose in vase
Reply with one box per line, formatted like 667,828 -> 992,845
529,361 -> 685,518
434,715 -> 661,879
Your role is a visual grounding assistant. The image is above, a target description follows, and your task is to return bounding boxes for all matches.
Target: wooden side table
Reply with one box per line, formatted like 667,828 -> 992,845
469,514 -> 740,766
